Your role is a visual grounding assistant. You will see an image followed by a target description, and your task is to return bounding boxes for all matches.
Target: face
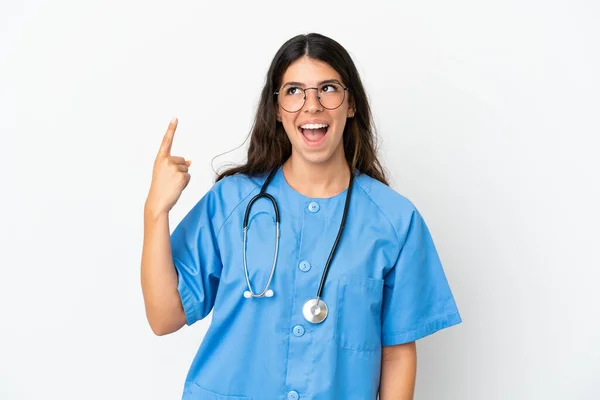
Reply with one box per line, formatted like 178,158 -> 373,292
276,56 -> 355,166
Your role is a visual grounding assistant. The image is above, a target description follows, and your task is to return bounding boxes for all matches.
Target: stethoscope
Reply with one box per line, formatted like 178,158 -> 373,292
242,166 -> 355,324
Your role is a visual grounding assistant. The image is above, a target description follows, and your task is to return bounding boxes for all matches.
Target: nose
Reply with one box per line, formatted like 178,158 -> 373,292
303,88 -> 322,113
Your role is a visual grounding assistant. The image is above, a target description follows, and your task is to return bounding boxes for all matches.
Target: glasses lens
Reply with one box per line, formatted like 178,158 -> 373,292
319,83 -> 345,110
278,86 -> 305,113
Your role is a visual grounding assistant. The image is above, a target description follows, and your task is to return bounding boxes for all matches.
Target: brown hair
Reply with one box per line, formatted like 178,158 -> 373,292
215,33 -> 388,185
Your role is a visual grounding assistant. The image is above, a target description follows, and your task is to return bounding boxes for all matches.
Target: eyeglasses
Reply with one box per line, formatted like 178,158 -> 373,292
275,82 -> 349,113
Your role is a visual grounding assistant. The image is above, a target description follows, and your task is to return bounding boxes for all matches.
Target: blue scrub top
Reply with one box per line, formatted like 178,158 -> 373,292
170,166 -> 461,400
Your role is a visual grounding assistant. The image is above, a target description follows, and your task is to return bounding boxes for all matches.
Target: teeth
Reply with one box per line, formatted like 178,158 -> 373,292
300,123 -> 328,130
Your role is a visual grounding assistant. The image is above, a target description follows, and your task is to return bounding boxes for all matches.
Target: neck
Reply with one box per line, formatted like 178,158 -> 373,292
282,154 -> 351,198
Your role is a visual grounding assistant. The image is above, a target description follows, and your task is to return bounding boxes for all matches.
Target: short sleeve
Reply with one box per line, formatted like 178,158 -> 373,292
170,189 -> 222,326
381,208 -> 462,346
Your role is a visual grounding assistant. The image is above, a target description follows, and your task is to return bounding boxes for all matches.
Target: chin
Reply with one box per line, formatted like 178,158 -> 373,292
297,148 -> 340,166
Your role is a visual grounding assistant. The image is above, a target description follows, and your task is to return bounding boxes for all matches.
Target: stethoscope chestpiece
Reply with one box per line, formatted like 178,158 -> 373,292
302,298 -> 328,324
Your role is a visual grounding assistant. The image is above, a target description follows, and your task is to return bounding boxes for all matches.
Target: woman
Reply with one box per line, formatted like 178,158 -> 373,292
141,33 -> 461,400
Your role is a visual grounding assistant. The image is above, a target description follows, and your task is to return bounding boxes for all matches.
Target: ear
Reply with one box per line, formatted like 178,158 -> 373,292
347,96 -> 356,118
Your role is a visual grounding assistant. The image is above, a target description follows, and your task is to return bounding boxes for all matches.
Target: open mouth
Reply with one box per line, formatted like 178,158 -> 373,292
299,123 -> 329,145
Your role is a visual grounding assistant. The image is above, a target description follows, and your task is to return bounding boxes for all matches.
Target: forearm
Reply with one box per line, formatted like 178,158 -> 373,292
140,205 -> 186,335
379,341 -> 417,400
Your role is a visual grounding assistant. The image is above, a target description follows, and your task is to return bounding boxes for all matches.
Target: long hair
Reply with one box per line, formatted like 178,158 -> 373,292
215,33 -> 388,185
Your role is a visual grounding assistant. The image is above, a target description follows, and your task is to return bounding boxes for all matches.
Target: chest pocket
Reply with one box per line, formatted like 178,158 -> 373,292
335,275 -> 384,352
185,381 -> 251,400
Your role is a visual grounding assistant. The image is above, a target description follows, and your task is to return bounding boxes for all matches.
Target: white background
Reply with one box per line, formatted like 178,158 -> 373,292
1,1 -> 599,399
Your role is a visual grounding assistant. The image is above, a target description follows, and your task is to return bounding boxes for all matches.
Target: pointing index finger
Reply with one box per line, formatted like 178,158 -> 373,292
158,116 -> 178,157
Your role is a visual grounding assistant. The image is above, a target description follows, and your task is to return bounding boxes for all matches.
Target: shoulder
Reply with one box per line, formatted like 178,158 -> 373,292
354,172 -> 421,242
199,172 -> 265,232
208,172 -> 264,202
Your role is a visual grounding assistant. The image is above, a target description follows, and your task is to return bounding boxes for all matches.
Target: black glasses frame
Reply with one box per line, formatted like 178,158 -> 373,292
274,84 -> 349,113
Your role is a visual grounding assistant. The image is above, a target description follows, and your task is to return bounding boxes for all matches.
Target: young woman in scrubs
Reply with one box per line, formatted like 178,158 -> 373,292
141,33 -> 461,400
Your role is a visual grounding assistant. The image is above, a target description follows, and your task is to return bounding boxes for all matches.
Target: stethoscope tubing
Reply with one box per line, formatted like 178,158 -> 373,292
242,166 -> 354,305
242,169 -> 280,298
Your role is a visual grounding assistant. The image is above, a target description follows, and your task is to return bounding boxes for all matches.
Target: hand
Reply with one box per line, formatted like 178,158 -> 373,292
145,117 -> 192,216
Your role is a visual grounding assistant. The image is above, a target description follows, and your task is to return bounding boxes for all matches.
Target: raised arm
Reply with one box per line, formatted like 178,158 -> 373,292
140,117 -> 191,335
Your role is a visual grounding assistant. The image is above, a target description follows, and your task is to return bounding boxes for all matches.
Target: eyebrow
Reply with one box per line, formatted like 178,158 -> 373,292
281,79 -> 344,88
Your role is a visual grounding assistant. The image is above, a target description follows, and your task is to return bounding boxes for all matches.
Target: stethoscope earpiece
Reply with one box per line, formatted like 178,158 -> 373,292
243,289 -> 274,299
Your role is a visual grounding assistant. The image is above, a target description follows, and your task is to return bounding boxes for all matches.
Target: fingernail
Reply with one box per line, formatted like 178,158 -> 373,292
170,116 -> 178,124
